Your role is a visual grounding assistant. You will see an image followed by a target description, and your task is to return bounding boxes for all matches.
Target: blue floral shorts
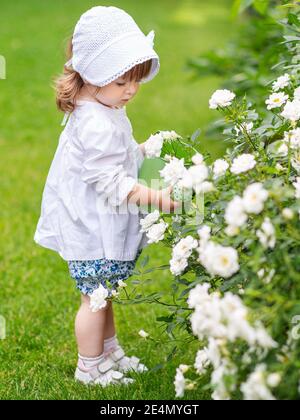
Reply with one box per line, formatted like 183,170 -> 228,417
67,250 -> 142,296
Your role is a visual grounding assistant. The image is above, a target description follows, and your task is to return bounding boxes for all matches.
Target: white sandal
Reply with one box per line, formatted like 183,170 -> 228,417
105,345 -> 148,373
75,356 -> 135,386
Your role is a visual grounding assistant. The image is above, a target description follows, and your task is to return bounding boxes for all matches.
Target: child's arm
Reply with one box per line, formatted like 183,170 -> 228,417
131,142 -> 179,212
127,183 -> 180,213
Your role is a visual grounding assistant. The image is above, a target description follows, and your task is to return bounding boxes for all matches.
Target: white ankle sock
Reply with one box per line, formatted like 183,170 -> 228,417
78,353 -> 104,369
104,335 -> 119,352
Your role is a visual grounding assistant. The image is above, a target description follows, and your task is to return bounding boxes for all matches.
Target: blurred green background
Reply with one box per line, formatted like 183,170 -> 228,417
0,0 -> 234,399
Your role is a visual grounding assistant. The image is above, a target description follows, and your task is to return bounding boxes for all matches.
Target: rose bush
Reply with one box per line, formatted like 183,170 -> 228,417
137,64 -> 300,400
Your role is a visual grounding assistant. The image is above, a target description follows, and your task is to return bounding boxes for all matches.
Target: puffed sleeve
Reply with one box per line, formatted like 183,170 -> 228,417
78,115 -> 137,207
132,139 -> 145,170
124,115 -> 145,170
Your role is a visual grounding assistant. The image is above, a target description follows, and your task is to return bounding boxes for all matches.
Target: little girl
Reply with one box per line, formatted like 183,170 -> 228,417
34,6 -> 179,387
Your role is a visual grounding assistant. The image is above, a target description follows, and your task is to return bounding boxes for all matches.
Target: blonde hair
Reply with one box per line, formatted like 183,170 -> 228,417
55,38 -> 153,113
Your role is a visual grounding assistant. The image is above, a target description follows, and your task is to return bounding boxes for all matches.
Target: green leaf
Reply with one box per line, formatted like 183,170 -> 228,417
177,278 -> 190,286
156,314 -> 175,323
179,288 -> 191,299
287,13 -> 300,27
140,255 -> 149,268
166,323 -> 176,335
279,3 -> 300,9
151,363 -> 164,372
231,0 -> 254,18
142,264 -> 170,273
231,0 -> 241,17
167,346 -> 178,362
161,138 -> 196,161
253,0 -> 269,15
131,280 -> 141,285
191,128 -> 201,142
282,35 -> 300,44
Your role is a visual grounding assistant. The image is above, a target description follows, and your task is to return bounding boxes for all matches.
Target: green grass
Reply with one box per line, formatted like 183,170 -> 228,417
0,0 -> 234,400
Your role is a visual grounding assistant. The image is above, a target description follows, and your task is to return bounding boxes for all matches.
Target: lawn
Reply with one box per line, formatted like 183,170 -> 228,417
0,0 -> 234,399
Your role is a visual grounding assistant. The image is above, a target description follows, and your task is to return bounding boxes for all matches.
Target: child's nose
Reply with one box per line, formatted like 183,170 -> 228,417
126,82 -> 138,95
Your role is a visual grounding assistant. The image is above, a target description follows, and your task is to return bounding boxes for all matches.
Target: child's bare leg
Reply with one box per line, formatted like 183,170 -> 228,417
75,294 -> 107,357
74,294 -> 135,385
102,300 -> 148,373
104,301 -> 116,340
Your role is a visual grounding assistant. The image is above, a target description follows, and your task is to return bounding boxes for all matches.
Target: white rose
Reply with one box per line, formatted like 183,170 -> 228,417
231,154 -> 257,175
144,133 -> 164,158
192,153 -> 204,165
89,285 -> 108,312
199,241 -> 240,278
140,210 -> 160,232
187,164 -> 209,187
242,183 -> 269,214
179,172 -> 194,189
187,283 -> 211,309
210,245 -> 240,278
294,86 -> 300,100
174,368 -> 186,398
241,365 -> 276,400
172,236 -> 198,260
194,349 -> 210,374
272,73 -> 290,92
160,130 -> 181,140
138,329 -> 149,338
225,196 -> 248,228
267,373 -> 281,388
265,92 -> 289,110
207,338 -> 224,370
197,225 -> 211,242
281,99 -> 300,123
159,157 -> 187,186
209,89 -> 236,109
146,220 -> 168,244
225,225 -> 240,237
179,364 -> 190,373
256,217 -> 276,249
170,257 -> 188,276
117,280 -> 127,288
194,181 -> 215,194
282,208 -> 294,220
212,159 -> 229,178
283,128 -> 300,149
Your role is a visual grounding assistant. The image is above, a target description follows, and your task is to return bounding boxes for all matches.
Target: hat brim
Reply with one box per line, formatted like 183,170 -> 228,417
77,33 -> 160,87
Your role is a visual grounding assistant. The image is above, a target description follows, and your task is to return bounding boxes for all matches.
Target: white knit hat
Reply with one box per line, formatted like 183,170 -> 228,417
65,6 -> 160,87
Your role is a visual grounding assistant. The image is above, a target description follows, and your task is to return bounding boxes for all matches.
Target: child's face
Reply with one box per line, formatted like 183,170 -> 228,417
93,77 -> 140,108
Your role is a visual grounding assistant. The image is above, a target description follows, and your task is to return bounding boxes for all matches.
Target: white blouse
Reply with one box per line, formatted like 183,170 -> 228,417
34,100 -> 149,261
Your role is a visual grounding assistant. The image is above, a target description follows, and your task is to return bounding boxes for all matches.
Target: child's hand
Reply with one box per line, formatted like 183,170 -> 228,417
155,185 -> 181,213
